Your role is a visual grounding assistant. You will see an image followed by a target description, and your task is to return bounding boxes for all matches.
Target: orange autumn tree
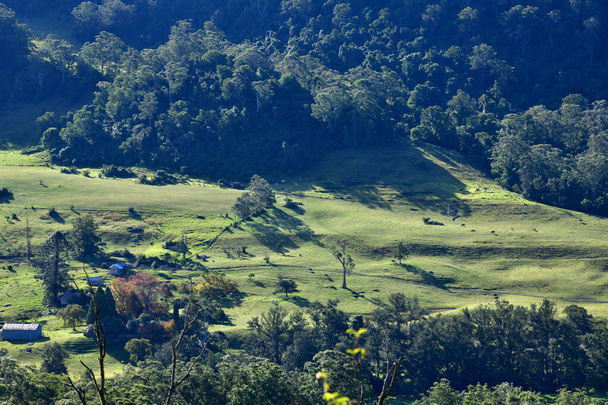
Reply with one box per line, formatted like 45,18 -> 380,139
110,273 -> 168,318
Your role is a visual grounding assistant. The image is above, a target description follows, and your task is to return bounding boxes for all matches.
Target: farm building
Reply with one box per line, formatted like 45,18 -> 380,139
87,277 -> 104,286
59,290 -> 80,306
109,262 -> 126,276
1,323 -> 42,340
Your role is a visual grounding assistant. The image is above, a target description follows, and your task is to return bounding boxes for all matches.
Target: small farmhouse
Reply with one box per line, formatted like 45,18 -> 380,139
1,323 -> 42,340
87,276 -> 104,287
59,290 -> 80,306
109,262 -> 126,276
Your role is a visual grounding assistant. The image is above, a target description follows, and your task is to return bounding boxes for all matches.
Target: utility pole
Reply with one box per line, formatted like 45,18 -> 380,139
26,217 -> 32,260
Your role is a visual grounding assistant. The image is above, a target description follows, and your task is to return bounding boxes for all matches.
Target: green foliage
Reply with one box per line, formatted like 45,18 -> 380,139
40,342 -> 69,375
275,278 -> 299,298
80,31 -> 126,77
393,242 -> 408,265
70,213 -> 101,258
247,305 -> 290,364
124,338 -> 153,364
219,355 -> 294,405
101,165 -> 134,179
39,231 -> 71,306
57,304 -> 85,329
414,380 -> 552,405
233,175 -> 276,219
191,273 -> 239,299
0,356 -> 59,402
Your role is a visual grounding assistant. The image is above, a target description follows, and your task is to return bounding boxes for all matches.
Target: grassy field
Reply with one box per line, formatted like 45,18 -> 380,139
1,143 -> 608,373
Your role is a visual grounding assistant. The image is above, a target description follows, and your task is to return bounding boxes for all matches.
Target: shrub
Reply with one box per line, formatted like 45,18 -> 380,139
60,167 -> 79,174
101,165 -> 135,178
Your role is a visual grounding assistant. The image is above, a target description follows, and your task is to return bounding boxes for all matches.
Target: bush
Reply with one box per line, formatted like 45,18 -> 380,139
101,165 -> 135,178
150,170 -> 177,185
423,217 -> 444,226
60,167 -> 79,174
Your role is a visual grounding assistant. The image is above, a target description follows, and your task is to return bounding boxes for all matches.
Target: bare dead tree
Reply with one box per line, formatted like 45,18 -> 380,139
251,0 -> 269,18
164,297 -> 209,405
67,266 -> 108,405
374,357 -> 403,405
26,217 -> 32,260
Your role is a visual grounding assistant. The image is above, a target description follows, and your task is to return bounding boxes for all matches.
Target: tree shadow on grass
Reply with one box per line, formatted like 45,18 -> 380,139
320,181 -> 393,210
284,203 -> 305,215
0,195 -> 13,204
8,336 -> 50,346
345,287 -> 387,308
367,297 -> 386,307
284,143 -> 473,216
216,292 -> 247,309
107,346 -> 130,363
284,295 -> 310,307
50,211 -> 65,224
399,263 -> 453,289
63,338 -> 96,354
249,209 -> 323,253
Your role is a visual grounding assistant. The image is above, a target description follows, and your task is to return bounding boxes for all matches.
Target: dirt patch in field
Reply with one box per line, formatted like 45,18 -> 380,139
99,212 -> 129,222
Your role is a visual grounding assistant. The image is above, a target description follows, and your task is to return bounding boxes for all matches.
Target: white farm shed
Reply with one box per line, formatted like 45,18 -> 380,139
1,323 -> 42,340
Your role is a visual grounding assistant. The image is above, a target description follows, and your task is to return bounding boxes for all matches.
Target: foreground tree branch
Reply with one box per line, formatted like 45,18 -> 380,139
375,357 -> 402,405
67,267 -> 107,405
165,297 -> 209,405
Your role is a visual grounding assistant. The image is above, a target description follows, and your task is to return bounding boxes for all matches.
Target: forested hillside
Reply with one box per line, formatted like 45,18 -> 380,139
3,0 -> 608,214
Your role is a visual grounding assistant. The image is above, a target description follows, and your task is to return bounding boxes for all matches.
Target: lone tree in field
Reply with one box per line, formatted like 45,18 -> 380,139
331,242 -> 355,289
40,231 -> 72,306
70,213 -> 101,258
57,304 -> 85,329
233,174 -> 276,219
275,278 -> 299,298
176,230 -> 190,260
393,242 -> 409,265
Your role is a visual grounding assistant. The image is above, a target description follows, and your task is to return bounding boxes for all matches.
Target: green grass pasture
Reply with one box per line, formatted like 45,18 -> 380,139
1,143 -> 608,369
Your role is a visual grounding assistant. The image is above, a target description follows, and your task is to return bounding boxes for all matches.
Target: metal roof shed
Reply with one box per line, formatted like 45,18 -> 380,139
87,277 -> 105,286
1,323 -> 42,340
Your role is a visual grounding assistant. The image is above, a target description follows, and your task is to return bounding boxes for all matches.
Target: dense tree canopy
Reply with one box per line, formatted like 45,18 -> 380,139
17,0 -> 607,214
